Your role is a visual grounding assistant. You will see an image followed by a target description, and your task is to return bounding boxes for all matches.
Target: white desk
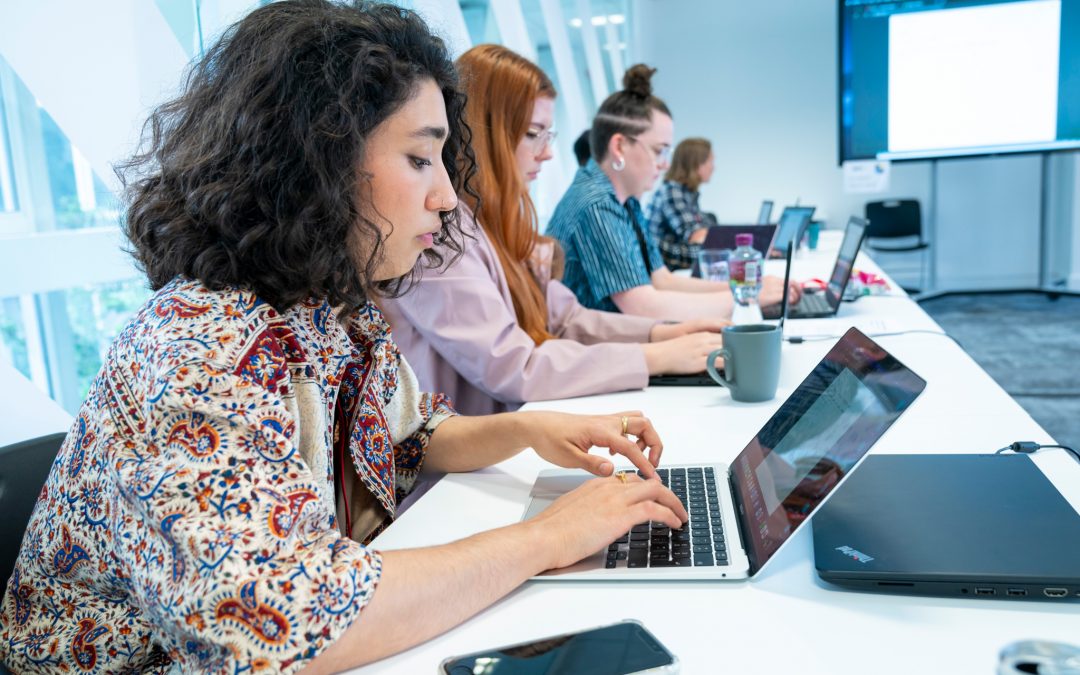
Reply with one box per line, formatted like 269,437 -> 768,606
0,360 -> 72,447
360,232 -> 1080,674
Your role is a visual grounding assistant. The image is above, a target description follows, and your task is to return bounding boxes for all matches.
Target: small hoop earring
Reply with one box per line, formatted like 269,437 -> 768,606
611,156 -> 626,172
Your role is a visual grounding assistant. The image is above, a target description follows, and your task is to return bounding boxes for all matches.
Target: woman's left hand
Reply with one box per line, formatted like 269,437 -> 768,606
518,410 -> 664,478
650,318 -> 729,342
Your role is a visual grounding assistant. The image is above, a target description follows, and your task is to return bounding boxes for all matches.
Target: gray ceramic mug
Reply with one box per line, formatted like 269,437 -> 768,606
706,324 -> 782,402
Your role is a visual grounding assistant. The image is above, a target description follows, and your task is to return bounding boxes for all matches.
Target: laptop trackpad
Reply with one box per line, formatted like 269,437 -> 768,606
523,471 -> 590,520
528,471 -> 593,499
524,471 -> 606,574
523,495 -> 557,520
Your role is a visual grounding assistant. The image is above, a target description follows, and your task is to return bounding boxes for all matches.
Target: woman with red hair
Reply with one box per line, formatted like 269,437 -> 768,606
381,44 -> 725,415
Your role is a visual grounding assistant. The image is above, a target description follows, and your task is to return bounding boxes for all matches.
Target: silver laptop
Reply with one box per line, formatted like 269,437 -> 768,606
772,206 -> 815,254
522,327 -> 926,581
763,216 -> 868,320
757,199 -> 774,225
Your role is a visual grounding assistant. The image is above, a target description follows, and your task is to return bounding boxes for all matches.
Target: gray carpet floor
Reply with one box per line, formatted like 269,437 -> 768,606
920,292 -> 1080,447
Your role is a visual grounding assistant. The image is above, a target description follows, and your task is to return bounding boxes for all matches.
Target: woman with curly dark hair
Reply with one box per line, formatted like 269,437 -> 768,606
0,3 -> 685,673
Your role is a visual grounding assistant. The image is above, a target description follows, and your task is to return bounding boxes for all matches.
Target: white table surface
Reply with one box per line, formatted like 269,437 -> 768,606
0,360 -> 72,447
358,231 -> 1080,674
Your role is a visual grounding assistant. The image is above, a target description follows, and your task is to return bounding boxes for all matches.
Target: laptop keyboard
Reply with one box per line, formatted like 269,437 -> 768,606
798,292 -> 832,315
605,467 -> 729,569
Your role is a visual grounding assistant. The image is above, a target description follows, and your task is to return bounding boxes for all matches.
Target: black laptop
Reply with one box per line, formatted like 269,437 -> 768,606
647,361 -> 720,387
763,215 -> 867,320
690,224 -> 778,279
813,453 -> 1080,601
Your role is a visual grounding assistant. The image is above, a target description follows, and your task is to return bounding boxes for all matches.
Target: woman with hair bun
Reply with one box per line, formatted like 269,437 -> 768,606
548,65 -> 798,320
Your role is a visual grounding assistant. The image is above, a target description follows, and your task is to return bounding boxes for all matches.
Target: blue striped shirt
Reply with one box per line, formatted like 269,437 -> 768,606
547,160 -> 665,312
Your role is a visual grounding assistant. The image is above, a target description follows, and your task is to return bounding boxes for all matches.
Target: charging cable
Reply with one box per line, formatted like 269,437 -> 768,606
996,442 -> 1080,465
786,330 -> 964,350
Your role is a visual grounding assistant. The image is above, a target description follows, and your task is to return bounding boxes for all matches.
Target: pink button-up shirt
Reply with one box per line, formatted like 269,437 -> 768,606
381,207 -> 657,415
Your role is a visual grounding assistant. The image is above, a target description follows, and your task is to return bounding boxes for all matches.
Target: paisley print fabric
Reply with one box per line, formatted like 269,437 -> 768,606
0,278 -> 455,673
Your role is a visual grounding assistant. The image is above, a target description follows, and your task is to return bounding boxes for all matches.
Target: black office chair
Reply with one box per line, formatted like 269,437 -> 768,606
0,431 -> 64,672
864,199 -> 929,294
0,432 -> 66,595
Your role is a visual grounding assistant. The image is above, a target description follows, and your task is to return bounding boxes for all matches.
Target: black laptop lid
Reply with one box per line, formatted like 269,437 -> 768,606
760,242 -> 794,322
823,216 -> 868,312
691,224 -> 778,278
730,328 -> 927,576
702,224 -> 777,256
813,454 -> 1080,585
777,241 -> 793,330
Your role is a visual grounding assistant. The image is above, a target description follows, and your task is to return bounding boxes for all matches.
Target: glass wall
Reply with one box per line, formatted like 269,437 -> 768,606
462,0 -> 502,44
0,0 -> 635,415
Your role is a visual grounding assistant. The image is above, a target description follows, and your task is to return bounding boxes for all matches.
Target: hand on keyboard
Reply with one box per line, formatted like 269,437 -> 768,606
527,473 -> 688,571
607,467 -> 731,569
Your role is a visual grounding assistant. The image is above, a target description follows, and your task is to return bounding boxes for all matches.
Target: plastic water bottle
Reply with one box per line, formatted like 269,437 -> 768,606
728,233 -> 763,307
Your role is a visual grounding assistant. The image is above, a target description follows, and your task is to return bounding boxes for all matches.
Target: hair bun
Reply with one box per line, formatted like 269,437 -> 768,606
622,64 -> 655,98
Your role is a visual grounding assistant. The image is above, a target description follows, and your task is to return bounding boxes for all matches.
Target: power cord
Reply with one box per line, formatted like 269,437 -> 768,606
996,441 -> 1080,465
785,329 -> 965,350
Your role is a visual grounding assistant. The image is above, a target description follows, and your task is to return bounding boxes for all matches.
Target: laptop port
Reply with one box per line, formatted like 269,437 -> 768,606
1006,588 -> 1027,597
975,587 -> 995,596
1043,588 -> 1068,598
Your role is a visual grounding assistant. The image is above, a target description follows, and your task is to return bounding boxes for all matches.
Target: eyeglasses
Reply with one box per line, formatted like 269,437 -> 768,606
524,127 -> 558,153
627,136 -> 672,165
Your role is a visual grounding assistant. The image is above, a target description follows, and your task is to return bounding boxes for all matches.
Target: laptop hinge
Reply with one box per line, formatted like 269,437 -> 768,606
728,468 -> 756,573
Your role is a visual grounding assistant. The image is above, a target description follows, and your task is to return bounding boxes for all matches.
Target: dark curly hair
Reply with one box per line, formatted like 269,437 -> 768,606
118,0 -> 476,313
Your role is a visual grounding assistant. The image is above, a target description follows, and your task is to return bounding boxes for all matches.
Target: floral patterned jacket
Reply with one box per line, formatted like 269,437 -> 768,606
0,278 -> 455,673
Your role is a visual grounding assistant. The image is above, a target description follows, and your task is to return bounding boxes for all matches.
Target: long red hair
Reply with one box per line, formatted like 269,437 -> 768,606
456,44 -> 557,345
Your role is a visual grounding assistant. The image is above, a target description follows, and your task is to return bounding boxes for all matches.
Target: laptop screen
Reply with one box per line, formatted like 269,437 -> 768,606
730,328 -> 926,575
824,216 -> 869,310
757,200 -> 774,225
773,207 -> 815,251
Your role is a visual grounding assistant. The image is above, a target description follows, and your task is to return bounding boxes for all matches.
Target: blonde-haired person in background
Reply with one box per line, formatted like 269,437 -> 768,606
649,137 -> 718,270
547,65 -> 799,320
381,44 -> 726,415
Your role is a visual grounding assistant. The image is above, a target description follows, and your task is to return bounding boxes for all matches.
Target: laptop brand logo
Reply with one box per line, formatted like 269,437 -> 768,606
836,545 -> 874,564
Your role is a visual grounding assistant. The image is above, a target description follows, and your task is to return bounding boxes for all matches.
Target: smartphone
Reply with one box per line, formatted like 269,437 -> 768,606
439,619 -> 678,674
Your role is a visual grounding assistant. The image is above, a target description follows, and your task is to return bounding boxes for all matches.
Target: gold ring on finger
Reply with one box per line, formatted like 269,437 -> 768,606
620,416 -> 629,435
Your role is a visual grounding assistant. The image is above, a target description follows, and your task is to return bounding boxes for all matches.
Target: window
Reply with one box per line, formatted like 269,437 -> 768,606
0,92 -> 17,213
0,0 -> 636,415
0,280 -> 152,412
462,0 -> 502,44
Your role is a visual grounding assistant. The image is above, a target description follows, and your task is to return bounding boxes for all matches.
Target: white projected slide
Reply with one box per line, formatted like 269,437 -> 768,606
888,0 -> 1060,153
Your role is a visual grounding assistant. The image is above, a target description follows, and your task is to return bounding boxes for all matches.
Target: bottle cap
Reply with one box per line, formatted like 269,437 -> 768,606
735,233 -> 754,247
